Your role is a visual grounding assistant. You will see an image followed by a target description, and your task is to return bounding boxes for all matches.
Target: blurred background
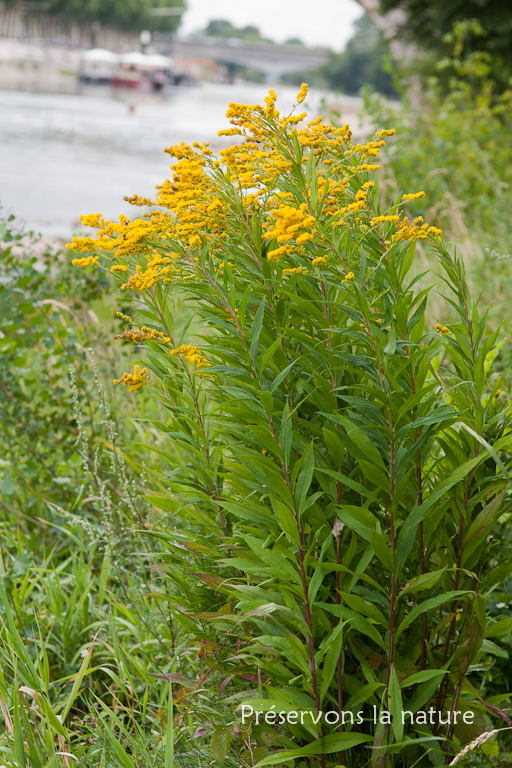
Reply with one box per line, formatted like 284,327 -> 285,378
0,0 -> 369,237
2,0 -> 511,253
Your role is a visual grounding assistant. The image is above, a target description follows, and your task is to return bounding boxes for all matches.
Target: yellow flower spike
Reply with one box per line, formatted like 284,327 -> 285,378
342,271 -> 355,283
440,326 -> 451,335
402,191 -> 425,201
111,264 -> 128,273
113,365 -> 151,392
114,326 -> 169,344
79,213 -> 103,228
376,128 -> 396,138
311,255 -> 329,266
371,215 -> 400,225
72,255 -> 99,268
434,323 -> 442,330
495,389 -> 501,399
116,312 -> 132,323
170,344 -> 209,368
296,83 -> 308,103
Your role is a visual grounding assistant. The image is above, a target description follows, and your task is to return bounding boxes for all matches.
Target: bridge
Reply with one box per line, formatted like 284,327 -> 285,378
169,37 -> 329,82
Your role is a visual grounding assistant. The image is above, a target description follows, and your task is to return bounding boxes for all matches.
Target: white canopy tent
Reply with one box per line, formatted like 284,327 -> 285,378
144,53 -> 173,69
80,48 -> 119,63
79,48 -> 119,81
119,51 -> 152,68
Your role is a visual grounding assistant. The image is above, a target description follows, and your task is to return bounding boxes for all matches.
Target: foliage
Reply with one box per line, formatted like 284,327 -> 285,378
5,0 -> 185,33
201,19 -> 308,84
360,58 -> 512,344
379,0 -> 512,90
320,15 -> 397,97
203,19 -> 273,44
70,85 -> 512,767
0,213 -> 242,766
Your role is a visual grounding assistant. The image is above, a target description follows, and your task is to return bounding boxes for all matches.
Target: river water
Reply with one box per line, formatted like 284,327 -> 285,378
0,82 -> 363,238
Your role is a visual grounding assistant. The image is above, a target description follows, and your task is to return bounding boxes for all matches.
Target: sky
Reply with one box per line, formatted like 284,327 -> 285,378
179,0 -> 364,52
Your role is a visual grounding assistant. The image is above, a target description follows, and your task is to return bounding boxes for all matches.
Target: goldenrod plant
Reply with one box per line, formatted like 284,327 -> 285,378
69,85 -> 512,767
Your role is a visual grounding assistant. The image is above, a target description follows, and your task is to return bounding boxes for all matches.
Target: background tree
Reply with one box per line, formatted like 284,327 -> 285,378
319,14 -> 397,97
203,19 -> 272,44
5,0 -> 185,32
366,0 -> 512,89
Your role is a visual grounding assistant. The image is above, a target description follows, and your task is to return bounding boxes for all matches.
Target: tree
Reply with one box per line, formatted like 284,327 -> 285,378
376,0 -> 512,88
6,0 -> 185,33
203,19 -> 272,44
320,14 -> 397,97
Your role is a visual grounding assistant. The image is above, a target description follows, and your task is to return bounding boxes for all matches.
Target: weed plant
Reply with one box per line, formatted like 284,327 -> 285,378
66,85 -> 512,767
0,216 -> 229,766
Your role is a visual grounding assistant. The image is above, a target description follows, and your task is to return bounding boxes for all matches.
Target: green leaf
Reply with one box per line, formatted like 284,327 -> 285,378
319,622 -> 345,703
279,401 -> 293,468
336,504 -> 379,542
212,725 -> 232,764
338,592 -> 388,627
399,568 -> 447,596
296,441 -> 315,514
165,681 -> 174,768
337,415 -> 386,469
389,664 -> 404,742
484,618 -> 512,639
402,669 -> 448,688
395,591 -> 471,640
270,359 -> 297,393
250,297 -> 266,366
259,336 -> 282,376
395,452 -> 489,576
458,421 -> 509,478
254,732 -> 372,765
383,324 -> 396,356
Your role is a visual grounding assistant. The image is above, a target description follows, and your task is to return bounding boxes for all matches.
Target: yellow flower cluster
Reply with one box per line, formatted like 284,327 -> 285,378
343,271 -> 355,283
170,344 -> 208,368
72,255 -> 99,268
371,215 -> 400,225
216,261 -> 235,272
67,84 -> 444,296
113,365 -> 150,392
113,326 -> 170,343
79,213 -> 103,228
120,262 -> 174,292
296,83 -> 308,104
434,323 -> 451,335
311,255 -> 329,266
264,202 -> 316,259
393,217 -> 442,242
283,266 -> 308,275
402,191 -> 425,201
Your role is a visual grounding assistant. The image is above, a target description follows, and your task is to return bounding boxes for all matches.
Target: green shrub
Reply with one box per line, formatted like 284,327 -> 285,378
70,86 -> 512,767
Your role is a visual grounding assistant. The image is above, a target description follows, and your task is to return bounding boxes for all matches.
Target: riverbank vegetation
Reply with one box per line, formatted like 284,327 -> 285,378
2,68 -> 512,765
2,6 -> 512,763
